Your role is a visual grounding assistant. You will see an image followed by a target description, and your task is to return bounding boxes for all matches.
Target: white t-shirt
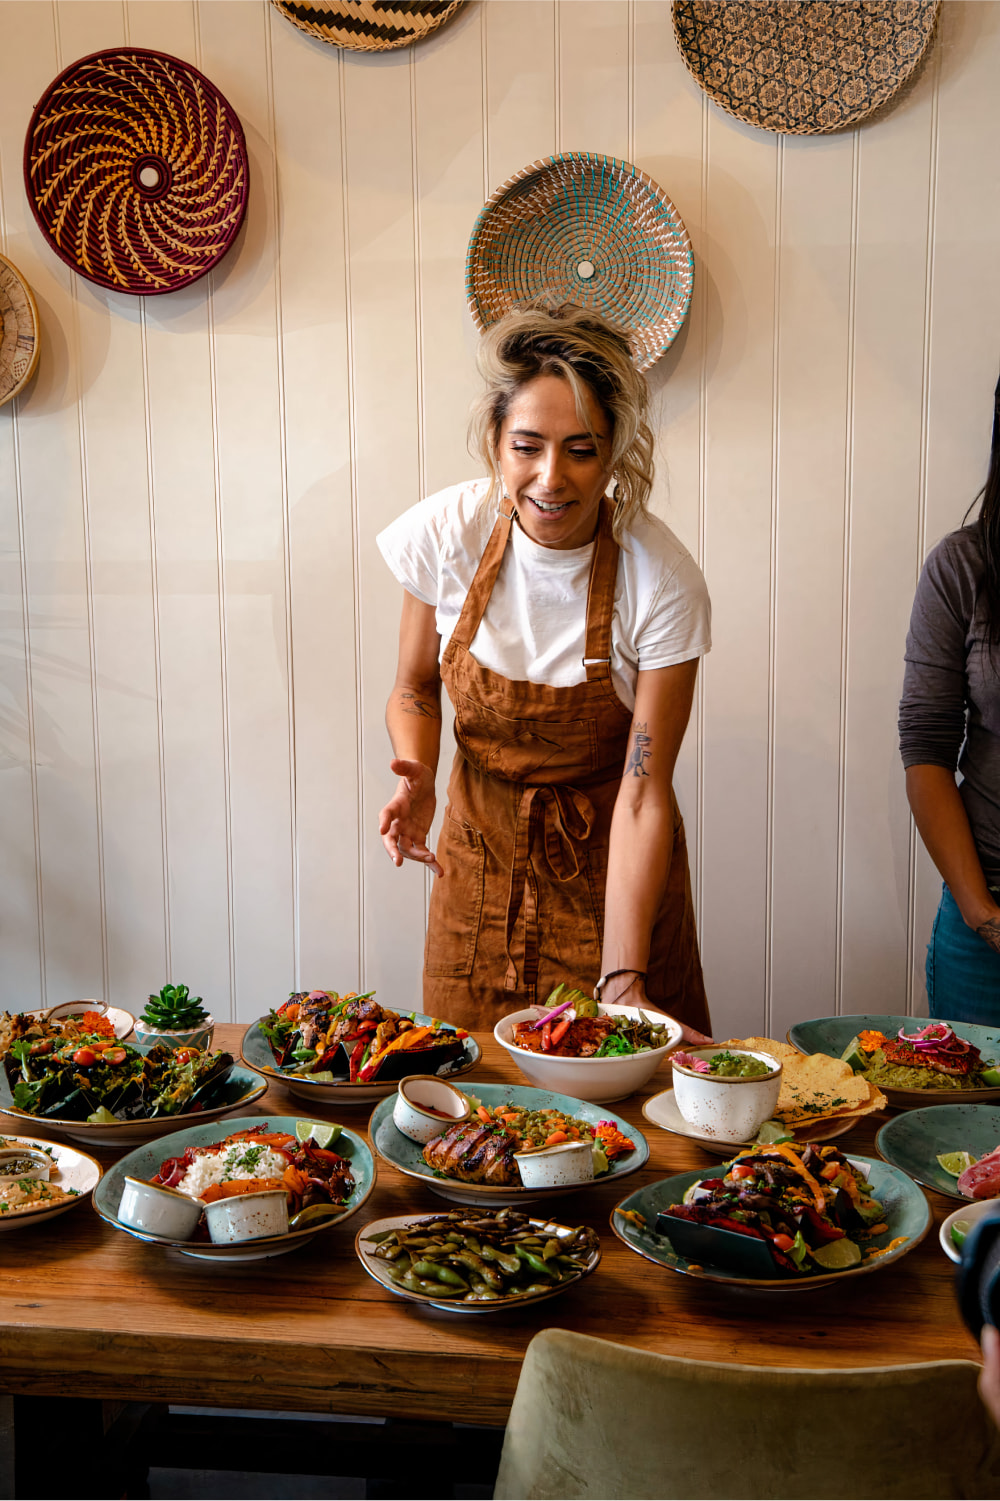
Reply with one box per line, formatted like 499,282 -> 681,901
376,478 -> 711,710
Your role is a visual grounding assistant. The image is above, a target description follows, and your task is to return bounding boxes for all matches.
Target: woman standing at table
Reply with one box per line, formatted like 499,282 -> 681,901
377,301 -> 712,1039
900,370 -> 1000,1023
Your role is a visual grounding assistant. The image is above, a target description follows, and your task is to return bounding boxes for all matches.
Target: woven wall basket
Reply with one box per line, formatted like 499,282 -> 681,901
24,49 -> 249,296
672,0 -> 940,135
0,253 -> 40,408
270,0 -> 464,51
466,154 -> 694,374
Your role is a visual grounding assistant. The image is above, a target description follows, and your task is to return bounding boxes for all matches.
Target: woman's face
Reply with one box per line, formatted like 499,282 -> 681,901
497,373 -> 612,550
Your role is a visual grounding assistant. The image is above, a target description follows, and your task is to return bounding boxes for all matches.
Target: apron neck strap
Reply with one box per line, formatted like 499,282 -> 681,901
448,501 -> 515,650
582,498 -> 620,681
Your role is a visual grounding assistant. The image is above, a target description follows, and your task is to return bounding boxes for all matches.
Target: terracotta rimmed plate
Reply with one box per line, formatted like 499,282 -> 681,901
367,1082 -> 647,1206
241,1013 -> 481,1106
356,1212 -> 600,1313
92,1115 -> 375,1261
0,1132 -> 102,1230
787,1015 -> 1000,1108
611,1155 -> 930,1291
875,1103 -> 1000,1204
642,1087 -> 861,1157
0,1054 -> 267,1147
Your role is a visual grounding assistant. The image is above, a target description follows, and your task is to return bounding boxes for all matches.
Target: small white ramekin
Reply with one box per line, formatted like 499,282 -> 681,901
203,1188 -> 289,1244
392,1075 -> 471,1144
513,1139 -> 595,1188
0,1147 -> 52,1182
670,1048 -> 782,1141
118,1176 -> 204,1240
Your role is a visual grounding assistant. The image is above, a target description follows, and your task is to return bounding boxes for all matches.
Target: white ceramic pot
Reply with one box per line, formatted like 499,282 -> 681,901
118,1176 -> 204,1239
0,1147 -> 52,1182
513,1140 -> 595,1189
670,1048 -> 782,1141
494,1004 -> 683,1104
203,1188 -> 289,1244
393,1075 -> 471,1144
45,999 -> 109,1021
134,1015 -> 215,1053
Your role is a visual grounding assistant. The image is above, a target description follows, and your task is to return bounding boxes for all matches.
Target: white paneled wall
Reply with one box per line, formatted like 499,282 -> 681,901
1,0 -> 999,1039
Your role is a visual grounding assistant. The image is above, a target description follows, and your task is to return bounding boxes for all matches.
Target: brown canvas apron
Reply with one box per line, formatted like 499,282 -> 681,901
423,497 -> 710,1037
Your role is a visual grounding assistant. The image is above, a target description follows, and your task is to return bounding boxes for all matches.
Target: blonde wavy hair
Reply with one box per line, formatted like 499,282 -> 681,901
468,300 -> 655,541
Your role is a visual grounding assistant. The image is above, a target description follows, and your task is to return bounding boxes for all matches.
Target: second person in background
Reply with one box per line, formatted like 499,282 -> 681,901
377,300 -> 712,1040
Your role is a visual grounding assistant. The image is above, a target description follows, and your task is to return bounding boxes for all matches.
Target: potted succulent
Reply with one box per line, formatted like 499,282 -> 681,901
134,984 -> 214,1052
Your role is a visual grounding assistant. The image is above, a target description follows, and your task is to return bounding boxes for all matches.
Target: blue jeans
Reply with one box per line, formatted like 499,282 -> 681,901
927,883 -> 1000,1025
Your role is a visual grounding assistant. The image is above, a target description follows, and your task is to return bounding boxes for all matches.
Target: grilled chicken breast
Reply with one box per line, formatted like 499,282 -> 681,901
422,1121 -> 520,1186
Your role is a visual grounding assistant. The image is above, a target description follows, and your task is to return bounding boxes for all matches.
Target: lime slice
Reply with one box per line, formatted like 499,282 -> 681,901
951,1219 -> 971,1250
755,1119 -> 794,1145
840,1037 -> 868,1073
936,1151 -> 977,1177
295,1120 -> 342,1148
810,1237 -> 862,1270
982,1068 -> 1000,1087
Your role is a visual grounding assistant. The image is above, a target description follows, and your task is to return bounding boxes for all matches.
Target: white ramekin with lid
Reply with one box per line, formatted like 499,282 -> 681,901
393,1075 -> 471,1144
118,1176 -> 204,1239
203,1188 -> 289,1244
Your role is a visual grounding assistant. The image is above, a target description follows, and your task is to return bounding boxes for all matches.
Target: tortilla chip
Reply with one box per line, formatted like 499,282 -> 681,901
722,1037 -> 887,1124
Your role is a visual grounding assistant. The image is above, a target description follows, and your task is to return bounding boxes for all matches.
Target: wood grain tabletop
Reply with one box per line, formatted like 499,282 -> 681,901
0,1023 -> 982,1427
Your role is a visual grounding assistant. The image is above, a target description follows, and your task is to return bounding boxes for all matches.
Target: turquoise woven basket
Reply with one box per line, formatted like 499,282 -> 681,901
466,152 -> 694,373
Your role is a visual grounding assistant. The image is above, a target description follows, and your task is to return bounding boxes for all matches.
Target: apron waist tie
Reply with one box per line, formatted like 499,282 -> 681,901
503,784 -> 596,990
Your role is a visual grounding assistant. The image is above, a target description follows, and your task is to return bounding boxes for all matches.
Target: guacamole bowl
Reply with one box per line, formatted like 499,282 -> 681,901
670,1047 -> 782,1141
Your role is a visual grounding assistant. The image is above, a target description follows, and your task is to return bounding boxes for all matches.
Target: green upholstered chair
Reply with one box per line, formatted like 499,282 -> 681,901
494,1328 -> 1000,1500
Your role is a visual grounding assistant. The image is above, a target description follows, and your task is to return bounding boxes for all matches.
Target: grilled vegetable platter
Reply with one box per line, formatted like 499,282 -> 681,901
368,1082 -> 648,1206
356,1207 -> 601,1313
0,1011 -> 266,1146
611,1148 -> 930,1291
92,1116 -> 376,1262
241,990 -> 481,1104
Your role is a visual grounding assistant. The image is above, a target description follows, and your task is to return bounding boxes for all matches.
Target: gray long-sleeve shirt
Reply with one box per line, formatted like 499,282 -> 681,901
899,524 -> 1000,886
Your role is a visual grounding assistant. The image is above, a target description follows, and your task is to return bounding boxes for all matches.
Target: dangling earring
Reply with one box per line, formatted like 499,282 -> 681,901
611,473 -> 621,504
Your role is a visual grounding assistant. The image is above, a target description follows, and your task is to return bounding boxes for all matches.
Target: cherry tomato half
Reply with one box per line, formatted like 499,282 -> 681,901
772,1233 -> 796,1253
101,1046 -> 127,1065
172,1048 -> 199,1065
28,1039 -> 54,1056
71,1047 -> 99,1066
729,1164 -> 757,1182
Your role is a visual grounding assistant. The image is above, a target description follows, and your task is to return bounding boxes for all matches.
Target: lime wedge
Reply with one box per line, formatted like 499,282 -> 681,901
983,1069 -> 1000,1087
755,1119 -> 794,1145
810,1237 -> 862,1270
295,1120 -> 342,1148
936,1151 -> 977,1177
840,1036 -> 868,1073
951,1219 -> 971,1250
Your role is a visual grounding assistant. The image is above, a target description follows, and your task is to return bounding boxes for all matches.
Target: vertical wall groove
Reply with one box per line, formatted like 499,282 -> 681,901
694,94 -> 711,932
835,127 -> 862,1016
263,3 -> 300,989
764,134 -> 785,1036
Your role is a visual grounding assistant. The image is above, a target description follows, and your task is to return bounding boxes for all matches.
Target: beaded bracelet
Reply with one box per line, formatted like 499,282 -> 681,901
593,968 -> 647,1002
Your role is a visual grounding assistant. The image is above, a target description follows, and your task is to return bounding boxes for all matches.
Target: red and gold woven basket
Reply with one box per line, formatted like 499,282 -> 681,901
24,49 -> 249,296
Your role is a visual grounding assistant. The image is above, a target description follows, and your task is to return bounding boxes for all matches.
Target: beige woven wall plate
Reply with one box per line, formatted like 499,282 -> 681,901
0,253 -> 39,409
270,0 -> 464,51
672,0 -> 941,136
466,153 -> 694,375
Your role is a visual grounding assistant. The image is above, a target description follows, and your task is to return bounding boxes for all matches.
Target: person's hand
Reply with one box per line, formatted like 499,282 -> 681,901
980,1325 -> 1000,1428
599,974 -> 714,1047
378,758 -> 442,876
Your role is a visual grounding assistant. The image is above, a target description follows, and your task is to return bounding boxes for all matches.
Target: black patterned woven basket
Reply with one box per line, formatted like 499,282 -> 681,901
672,0 -> 941,135
0,253 -> 40,408
270,0 -> 464,51
24,49 -> 249,296
466,153 -> 694,374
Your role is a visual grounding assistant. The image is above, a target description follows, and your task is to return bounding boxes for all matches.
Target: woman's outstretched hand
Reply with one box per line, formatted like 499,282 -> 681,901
379,758 -> 443,876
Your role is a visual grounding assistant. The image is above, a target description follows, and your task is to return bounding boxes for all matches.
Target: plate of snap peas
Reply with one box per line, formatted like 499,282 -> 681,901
355,1206 -> 601,1312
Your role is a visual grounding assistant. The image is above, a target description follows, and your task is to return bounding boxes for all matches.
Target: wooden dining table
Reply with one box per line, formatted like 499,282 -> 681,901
0,1022 -> 984,1496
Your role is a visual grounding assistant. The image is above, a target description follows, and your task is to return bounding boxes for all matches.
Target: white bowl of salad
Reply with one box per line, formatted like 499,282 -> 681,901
494,991 -> 683,1104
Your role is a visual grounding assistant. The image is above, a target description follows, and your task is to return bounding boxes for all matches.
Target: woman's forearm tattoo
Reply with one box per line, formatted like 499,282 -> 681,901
399,691 -> 441,720
977,917 -> 1000,955
625,722 -> 652,778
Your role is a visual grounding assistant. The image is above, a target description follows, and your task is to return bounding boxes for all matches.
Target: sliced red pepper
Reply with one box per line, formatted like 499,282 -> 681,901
348,1038 -> 368,1083
541,1020 -> 553,1053
549,1016 -> 572,1048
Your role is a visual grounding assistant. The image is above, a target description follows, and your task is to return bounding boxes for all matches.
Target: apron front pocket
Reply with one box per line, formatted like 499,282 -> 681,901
424,810 -> 486,978
452,691 -> 599,782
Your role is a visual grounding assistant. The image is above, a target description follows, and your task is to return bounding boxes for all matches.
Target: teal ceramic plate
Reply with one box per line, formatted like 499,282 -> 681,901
368,1083 -> 648,1206
876,1103 -> 1000,1202
611,1155 -> 930,1290
241,1015 -> 481,1106
0,1051 -> 267,1147
92,1115 -> 376,1260
787,1014 -> 1000,1107
356,1212 -> 601,1313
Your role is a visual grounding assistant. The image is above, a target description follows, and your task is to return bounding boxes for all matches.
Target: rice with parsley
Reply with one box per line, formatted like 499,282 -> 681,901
176,1141 -> 289,1199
